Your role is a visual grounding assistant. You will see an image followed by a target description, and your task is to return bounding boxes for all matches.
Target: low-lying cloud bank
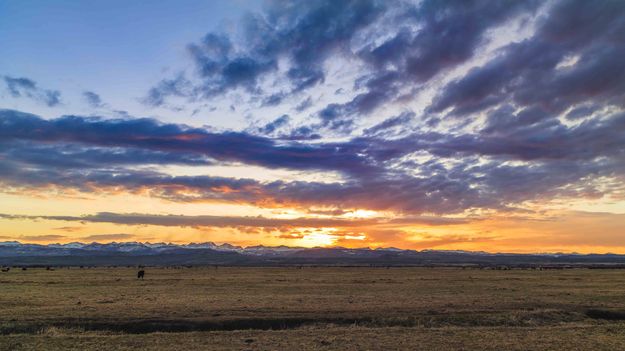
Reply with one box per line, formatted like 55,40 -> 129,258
0,212 -> 468,229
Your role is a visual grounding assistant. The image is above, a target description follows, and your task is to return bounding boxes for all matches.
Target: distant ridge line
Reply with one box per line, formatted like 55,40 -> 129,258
2,241 -> 625,266
0,240 -> 596,256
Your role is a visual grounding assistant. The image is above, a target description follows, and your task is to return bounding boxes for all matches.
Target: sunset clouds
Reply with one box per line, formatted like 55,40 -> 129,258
1,0 -> 624,251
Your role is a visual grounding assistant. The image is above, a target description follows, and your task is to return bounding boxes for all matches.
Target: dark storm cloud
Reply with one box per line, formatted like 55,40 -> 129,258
2,75 -> 62,107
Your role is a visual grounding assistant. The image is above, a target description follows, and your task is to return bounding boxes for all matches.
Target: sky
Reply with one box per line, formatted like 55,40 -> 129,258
1,0 -> 624,253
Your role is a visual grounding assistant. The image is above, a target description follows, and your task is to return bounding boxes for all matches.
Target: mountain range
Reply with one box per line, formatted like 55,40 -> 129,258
2,241 -> 625,267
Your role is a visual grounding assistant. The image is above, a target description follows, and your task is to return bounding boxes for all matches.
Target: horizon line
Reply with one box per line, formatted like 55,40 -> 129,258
1,240 -> 614,256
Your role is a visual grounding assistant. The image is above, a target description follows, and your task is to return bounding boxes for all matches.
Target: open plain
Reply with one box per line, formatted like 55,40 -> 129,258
2,267 -> 625,350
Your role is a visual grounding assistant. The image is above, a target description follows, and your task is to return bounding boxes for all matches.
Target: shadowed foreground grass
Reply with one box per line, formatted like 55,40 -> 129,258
2,267 -> 625,350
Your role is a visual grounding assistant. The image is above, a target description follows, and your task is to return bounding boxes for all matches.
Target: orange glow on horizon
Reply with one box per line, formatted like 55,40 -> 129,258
1,181 -> 624,253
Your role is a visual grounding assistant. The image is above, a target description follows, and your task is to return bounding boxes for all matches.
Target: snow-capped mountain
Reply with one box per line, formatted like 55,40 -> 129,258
47,242 -> 86,249
184,242 -> 243,252
1,241 -> 625,266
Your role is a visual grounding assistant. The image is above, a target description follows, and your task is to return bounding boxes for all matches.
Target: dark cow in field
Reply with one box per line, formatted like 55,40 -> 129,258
137,270 -> 145,279
1,267 -> 9,272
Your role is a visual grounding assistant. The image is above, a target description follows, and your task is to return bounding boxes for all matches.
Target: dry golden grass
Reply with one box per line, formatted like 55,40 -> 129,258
2,267 -> 625,350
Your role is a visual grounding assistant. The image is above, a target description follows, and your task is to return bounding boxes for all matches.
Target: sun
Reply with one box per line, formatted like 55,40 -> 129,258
295,229 -> 337,247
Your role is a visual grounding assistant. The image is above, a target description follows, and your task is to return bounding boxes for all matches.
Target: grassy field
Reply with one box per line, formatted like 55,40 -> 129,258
2,267 -> 625,350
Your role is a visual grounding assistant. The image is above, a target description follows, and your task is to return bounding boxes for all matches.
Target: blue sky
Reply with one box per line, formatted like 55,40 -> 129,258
0,0 -> 258,121
1,0 -> 625,252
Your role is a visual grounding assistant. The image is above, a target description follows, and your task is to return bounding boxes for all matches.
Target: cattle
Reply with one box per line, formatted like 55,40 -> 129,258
137,270 -> 145,279
1,267 -> 9,272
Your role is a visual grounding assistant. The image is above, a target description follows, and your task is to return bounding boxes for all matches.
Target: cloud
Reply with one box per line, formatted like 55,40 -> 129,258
0,212 -> 377,229
429,0 -> 625,117
278,233 -> 305,239
156,0 -> 541,133
1,233 -> 135,243
3,76 -> 62,106
146,0 -> 386,106
145,0 -> 542,130
80,233 -> 135,241
363,111 -> 414,136
82,91 -> 106,108
294,97 -> 313,112
1,106 -> 624,215
409,233 -> 497,249
0,109 -> 374,176
0,141 -> 214,170
256,114 -> 290,135
18,234 -> 66,242
54,226 -> 83,232
1,1 -> 625,217
144,74 -> 193,106
313,0 -> 542,129
421,110 -> 625,162
2,0 -> 625,252
135,0 -> 618,142
0,212 -> 470,230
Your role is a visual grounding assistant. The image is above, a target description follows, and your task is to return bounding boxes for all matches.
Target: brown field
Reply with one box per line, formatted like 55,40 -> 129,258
2,267 -> 625,350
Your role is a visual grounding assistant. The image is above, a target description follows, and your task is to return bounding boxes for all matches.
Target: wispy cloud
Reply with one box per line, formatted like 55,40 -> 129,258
79,233 -> 135,241
82,91 -> 106,108
0,212 -> 469,229
2,76 -> 62,106
18,234 -> 66,242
